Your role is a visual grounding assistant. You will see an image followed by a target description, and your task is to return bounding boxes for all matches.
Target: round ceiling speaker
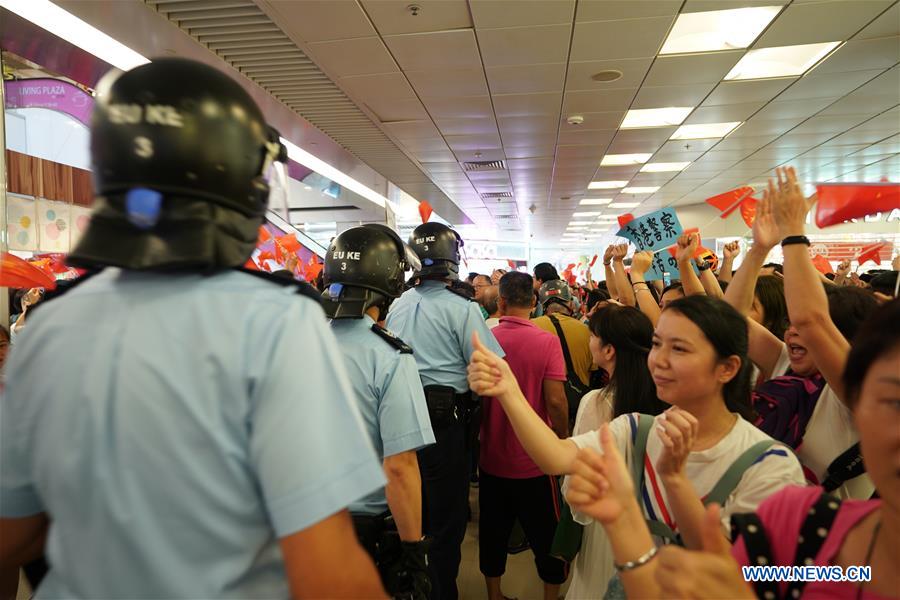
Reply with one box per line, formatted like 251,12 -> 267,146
591,69 -> 623,83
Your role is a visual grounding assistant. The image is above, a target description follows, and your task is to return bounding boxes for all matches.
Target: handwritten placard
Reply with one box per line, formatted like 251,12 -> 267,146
617,208 -> 689,281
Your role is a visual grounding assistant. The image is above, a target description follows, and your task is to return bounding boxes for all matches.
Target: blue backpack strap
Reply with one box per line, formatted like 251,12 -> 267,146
629,414 -> 680,543
704,440 -> 778,507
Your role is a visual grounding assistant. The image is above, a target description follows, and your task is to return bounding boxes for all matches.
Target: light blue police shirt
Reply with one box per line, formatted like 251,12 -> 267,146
329,315 -> 436,515
0,269 -> 385,599
385,280 -> 504,393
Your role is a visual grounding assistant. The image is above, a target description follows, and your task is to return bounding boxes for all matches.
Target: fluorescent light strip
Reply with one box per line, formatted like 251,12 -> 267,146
641,161 -> 691,172
621,107 -> 694,129
573,211 -> 603,217
671,122 -> 742,140
580,198 -> 613,205
0,0 -> 150,71
620,188 -> 658,195
660,6 -> 782,55
609,201 -> 642,208
724,42 -> 842,81
600,153 -> 653,166
589,180 -> 628,189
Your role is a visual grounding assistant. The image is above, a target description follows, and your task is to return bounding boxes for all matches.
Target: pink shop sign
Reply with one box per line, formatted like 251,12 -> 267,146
4,78 -> 93,126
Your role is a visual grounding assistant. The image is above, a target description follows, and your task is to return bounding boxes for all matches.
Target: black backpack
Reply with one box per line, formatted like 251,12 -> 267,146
548,315 -> 589,429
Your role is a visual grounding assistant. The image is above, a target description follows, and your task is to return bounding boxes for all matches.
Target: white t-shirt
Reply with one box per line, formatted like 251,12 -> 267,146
769,347 -> 874,499
563,388 -> 616,600
570,412 -> 806,539
485,317 -> 500,329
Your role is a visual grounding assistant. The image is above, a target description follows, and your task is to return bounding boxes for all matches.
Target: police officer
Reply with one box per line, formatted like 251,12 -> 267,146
321,224 -> 436,599
0,59 -> 386,598
385,222 -> 504,600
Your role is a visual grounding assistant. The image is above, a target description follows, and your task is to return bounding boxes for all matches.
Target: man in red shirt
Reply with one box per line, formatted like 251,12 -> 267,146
479,271 -> 570,600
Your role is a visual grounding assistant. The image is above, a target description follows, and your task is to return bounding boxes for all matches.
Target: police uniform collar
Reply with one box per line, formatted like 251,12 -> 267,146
234,267 -> 321,302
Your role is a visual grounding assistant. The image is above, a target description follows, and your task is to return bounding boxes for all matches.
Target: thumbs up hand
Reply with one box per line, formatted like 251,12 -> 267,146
654,504 -> 755,599
468,332 -> 516,399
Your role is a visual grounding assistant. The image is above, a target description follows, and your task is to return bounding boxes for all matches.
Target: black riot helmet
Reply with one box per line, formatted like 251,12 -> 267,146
408,222 -> 463,279
67,58 -> 287,272
321,224 -> 420,319
539,279 -> 574,309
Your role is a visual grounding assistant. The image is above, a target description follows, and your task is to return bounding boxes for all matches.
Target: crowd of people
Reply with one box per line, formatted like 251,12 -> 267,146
0,58 -> 898,600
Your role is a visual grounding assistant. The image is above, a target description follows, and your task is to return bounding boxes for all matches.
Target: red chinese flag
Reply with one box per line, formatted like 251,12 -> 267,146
566,263 -> 576,271
506,259 -> 516,269
257,250 -> 275,263
705,187 -> 754,218
739,197 -> 759,227
277,234 -> 301,253
243,258 -> 260,271
418,201 -> 433,224
617,213 -> 635,229
815,183 -> 900,228
590,254 -> 598,267
857,242 -> 887,266
811,254 -> 834,275
0,252 -> 57,290
257,226 -> 272,244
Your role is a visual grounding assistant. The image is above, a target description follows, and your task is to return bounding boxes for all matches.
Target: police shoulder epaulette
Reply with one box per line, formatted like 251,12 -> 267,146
371,324 -> 414,354
29,269 -> 103,315
235,267 -> 322,303
445,286 -> 475,301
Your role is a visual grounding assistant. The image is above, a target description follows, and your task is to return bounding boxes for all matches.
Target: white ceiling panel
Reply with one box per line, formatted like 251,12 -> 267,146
493,92 -> 563,116
478,24 -> 572,67
471,0 -> 575,28
339,72 -> 418,100
566,57 -> 655,90
776,68 -> 885,102
364,97 -> 430,122
361,0 -> 473,35
406,68 -> 489,97
557,128 -> 615,146
382,120 -> 443,139
560,111 -> 625,130
422,95 -> 494,118
682,1 -> 789,12
556,144 -> 608,159
856,2 -> 900,39
754,1 -> 893,48
570,16 -> 675,61
307,37 -> 397,77
576,0 -> 681,21
704,79 -> 798,105
505,145 -> 557,158
631,83 -> 717,109
819,93 -> 899,117
434,117 -> 500,136
812,37 -> 900,75
659,138 -> 722,154
644,51 -> 744,86
400,137 -> 455,153
383,29 -> 482,71
486,63 -> 567,94
266,0 -> 375,42
686,101 -> 766,124
409,149 -> 459,162
563,88 -> 640,113
751,97 -> 841,120
504,132 -> 560,148
507,157 -> 555,170
497,115 -> 560,134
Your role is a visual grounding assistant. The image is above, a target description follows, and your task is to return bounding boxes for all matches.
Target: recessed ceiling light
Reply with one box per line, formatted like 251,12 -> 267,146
580,198 -> 613,205
569,220 -> 593,225
609,201 -> 642,208
621,107 -> 694,129
588,180 -> 628,189
591,69 -> 623,82
601,153 -> 653,166
621,187 -> 659,195
566,226 -> 587,231
640,161 -> 692,172
671,122 -> 742,140
724,42 -> 842,80
660,6 -> 782,55
573,211 -> 603,217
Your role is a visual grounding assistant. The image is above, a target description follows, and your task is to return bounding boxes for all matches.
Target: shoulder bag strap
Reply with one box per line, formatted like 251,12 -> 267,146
705,440 -> 778,507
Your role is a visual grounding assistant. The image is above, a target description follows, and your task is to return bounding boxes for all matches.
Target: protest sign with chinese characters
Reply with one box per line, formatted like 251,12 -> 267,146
616,208 -> 693,281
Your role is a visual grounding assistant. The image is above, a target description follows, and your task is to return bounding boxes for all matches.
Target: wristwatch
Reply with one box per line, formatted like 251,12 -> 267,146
781,235 -> 810,247
696,260 -> 711,272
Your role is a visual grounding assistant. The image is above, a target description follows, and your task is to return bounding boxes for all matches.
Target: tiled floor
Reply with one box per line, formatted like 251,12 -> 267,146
458,485 -> 571,600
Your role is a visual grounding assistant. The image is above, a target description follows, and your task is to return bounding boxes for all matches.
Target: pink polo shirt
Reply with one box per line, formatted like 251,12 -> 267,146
480,316 -> 567,479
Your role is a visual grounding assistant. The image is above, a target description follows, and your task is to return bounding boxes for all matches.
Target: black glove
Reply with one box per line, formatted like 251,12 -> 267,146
383,536 -> 432,600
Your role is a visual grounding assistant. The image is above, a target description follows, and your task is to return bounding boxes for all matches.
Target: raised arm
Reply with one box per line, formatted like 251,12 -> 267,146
603,245 -> 620,301
468,333 -> 578,475
700,268 -> 725,299
771,167 -> 851,401
629,251 -> 662,326
717,241 -> 740,283
612,244 -> 636,307
723,192 -> 785,377
676,233 -> 705,297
